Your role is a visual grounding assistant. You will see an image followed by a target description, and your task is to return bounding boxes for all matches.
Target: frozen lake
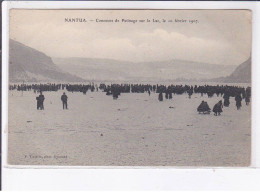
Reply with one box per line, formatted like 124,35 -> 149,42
8,90 -> 251,166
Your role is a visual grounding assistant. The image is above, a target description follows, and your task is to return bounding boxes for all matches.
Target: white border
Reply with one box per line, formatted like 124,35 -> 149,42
2,1 -> 260,190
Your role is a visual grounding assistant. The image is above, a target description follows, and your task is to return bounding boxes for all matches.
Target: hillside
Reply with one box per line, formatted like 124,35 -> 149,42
225,57 -> 251,83
210,57 -> 251,83
9,39 -> 84,83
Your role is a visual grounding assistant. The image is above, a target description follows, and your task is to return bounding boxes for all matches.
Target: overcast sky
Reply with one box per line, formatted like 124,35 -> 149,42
10,9 -> 251,66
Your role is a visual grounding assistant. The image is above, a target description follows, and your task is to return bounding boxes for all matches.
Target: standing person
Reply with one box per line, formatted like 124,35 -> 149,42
158,92 -> 163,101
165,91 -> 169,99
245,87 -> 251,106
112,88 -> 119,100
61,92 -> 68,109
245,94 -> 250,105
169,92 -> 173,99
188,89 -> 193,99
82,88 -> 87,95
112,91 -> 118,100
235,93 -> 242,110
36,96 -> 40,110
223,92 -> 230,107
38,91 -> 45,110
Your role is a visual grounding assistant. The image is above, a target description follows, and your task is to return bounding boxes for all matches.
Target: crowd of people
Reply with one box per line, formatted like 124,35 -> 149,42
9,83 -> 251,115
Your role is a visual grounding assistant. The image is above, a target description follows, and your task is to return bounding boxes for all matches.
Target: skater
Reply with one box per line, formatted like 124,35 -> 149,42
213,100 -> 223,116
61,92 -> 68,109
197,101 -> 211,114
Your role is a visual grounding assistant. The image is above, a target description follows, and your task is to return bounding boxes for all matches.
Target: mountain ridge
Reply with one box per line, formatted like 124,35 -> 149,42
9,39 -> 250,83
53,57 -> 236,82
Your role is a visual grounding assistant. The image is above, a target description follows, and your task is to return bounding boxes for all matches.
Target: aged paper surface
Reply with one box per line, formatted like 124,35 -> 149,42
8,9 -> 251,166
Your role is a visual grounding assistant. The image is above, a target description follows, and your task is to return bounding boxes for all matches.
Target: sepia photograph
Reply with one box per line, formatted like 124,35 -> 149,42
7,9 -> 252,166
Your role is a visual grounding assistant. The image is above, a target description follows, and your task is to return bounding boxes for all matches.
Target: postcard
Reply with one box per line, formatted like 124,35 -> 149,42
7,9 -> 252,166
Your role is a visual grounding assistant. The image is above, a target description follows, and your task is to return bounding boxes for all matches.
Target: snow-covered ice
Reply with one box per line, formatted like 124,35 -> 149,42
8,89 -> 251,166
